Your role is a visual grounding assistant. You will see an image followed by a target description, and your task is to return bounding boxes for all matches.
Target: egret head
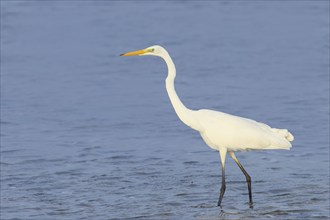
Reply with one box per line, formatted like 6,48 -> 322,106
120,45 -> 165,57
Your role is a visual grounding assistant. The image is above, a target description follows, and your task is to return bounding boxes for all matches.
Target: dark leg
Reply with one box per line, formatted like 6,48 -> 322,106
229,151 -> 253,208
218,148 -> 227,207
217,165 -> 226,206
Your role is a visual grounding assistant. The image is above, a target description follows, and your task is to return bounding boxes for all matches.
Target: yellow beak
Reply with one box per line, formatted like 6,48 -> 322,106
120,49 -> 147,56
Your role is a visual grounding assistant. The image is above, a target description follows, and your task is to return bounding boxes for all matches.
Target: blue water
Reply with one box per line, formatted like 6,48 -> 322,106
1,1 -> 329,219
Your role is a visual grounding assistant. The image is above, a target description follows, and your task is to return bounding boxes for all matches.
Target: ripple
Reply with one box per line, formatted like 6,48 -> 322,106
1,2 -> 329,220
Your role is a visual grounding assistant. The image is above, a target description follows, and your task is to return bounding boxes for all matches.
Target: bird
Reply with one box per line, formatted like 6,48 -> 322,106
120,45 -> 294,208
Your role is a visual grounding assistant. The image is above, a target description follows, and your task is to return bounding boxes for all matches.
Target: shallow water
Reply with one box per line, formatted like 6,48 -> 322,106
1,1 -> 329,219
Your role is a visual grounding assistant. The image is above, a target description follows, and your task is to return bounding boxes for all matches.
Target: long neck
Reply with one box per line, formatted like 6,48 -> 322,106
161,51 -> 198,130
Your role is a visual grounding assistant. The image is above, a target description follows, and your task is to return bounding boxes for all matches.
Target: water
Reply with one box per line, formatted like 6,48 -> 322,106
1,1 -> 329,219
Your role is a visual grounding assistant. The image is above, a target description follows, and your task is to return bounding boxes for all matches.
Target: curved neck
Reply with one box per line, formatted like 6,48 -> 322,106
160,51 -> 198,130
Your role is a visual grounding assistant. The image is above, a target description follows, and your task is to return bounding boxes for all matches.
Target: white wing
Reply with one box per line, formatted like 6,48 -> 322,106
194,109 -> 294,151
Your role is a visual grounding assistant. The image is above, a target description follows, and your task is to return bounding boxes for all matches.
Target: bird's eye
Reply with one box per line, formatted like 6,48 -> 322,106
149,48 -> 155,52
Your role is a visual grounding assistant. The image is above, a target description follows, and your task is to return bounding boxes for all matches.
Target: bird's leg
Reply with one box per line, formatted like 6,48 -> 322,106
218,163 -> 226,207
229,151 -> 253,208
218,148 -> 227,207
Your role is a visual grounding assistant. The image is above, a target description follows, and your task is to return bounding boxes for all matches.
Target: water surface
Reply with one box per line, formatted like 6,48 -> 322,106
1,1 -> 329,219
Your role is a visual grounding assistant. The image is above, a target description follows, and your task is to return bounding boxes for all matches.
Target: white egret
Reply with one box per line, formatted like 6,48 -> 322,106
120,45 -> 294,207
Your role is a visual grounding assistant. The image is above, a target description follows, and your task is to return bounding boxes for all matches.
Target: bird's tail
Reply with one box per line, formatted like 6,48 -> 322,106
272,128 -> 294,142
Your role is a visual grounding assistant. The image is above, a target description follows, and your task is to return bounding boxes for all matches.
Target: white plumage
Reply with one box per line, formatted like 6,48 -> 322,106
121,45 -> 294,207
195,109 -> 293,151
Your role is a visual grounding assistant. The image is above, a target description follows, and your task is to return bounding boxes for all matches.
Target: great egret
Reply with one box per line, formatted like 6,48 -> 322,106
120,45 -> 294,207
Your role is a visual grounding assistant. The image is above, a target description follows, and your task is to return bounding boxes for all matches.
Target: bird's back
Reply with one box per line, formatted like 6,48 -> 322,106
194,109 -> 294,151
